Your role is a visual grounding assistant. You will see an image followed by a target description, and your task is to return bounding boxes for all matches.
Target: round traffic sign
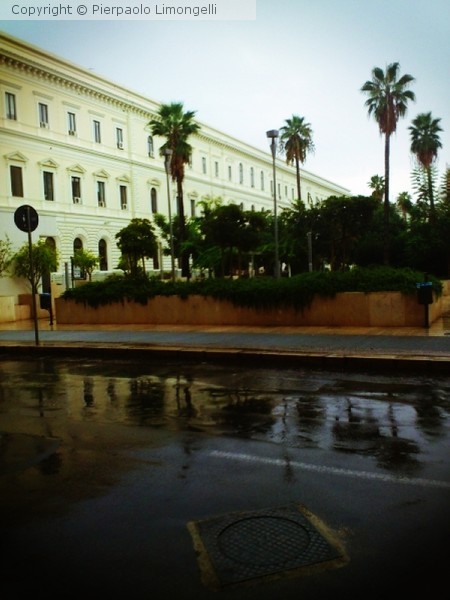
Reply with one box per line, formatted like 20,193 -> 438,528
14,205 -> 39,233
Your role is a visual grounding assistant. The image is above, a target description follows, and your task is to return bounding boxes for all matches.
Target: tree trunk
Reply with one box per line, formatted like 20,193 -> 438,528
383,134 -> 390,265
295,157 -> 302,202
427,166 -> 435,222
176,178 -> 190,279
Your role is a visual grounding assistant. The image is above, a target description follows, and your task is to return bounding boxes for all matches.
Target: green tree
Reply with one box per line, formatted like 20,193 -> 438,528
396,191 -> 413,222
0,235 -> 12,278
409,112 -> 443,220
279,115 -> 314,202
361,62 -> 415,263
115,218 -> 157,277
11,239 -> 58,292
148,102 -> 200,279
368,175 -> 385,202
73,248 -> 98,282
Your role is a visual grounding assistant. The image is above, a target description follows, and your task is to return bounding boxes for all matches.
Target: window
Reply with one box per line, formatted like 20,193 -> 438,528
260,170 -> 264,191
214,161 -> 219,177
250,167 -> 255,188
120,185 -> 128,209
228,165 -> 232,181
97,181 -> 106,207
202,157 -> 207,174
98,239 -> 108,271
73,238 -> 83,252
116,127 -> 124,149
10,165 -> 23,197
71,176 -> 81,203
38,103 -> 48,127
278,183 -> 281,199
190,198 -> 196,217
43,171 -> 54,201
68,112 -> 76,135
93,120 -> 101,143
151,188 -> 157,213
285,185 -> 288,197
239,163 -> 243,184
147,135 -> 154,157
5,92 -> 16,120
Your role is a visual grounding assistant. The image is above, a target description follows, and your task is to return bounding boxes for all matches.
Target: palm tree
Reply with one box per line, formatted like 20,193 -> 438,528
361,63 -> 415,263
279,115 -> 314,202
368,175 -> 385,202
409,112 -> 443,221
149,102 -> 200,278
396,191 -> 413,222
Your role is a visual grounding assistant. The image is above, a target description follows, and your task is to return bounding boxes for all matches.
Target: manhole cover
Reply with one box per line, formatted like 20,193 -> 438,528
188,504 -> 348,589
218,516 -> 310,566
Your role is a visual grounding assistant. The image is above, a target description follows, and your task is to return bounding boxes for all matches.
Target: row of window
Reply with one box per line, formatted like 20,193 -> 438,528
5,91 -> 149,153
5,91 -> 296,198
8,164 -> 162,211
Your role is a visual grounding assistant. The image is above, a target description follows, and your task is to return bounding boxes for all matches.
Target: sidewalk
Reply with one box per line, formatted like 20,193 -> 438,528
0,315 -> 449,372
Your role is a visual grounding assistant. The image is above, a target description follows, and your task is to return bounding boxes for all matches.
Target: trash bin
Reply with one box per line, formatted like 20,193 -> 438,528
39,293 -> 52,311
416,281 -> 433,305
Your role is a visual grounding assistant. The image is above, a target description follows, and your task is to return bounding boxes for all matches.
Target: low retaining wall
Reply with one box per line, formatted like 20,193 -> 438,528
55,291 -> 442,328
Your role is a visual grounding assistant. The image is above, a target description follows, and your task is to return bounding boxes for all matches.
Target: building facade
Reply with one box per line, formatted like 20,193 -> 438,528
0,32 -> 349,295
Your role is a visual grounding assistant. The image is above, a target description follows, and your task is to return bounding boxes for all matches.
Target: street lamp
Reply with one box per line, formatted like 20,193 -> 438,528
164,148 -> 176,282
266,129 -> 280,278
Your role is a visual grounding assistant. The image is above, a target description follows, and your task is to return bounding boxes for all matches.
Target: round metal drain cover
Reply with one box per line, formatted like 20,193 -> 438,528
217,516 -> 310,567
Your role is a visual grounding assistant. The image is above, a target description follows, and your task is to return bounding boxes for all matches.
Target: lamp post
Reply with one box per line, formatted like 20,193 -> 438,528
266,129 -> 280,278
164,148 -> 176,282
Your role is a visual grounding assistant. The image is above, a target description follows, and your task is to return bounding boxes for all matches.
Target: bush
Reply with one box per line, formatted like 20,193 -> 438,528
61,267 -> 442,310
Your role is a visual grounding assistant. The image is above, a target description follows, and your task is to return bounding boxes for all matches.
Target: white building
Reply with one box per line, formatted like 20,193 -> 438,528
0,31 -> 349,297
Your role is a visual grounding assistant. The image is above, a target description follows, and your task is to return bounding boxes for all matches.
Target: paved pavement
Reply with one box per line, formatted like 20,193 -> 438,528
0,318 -> 449,371
1,318 -> 450,598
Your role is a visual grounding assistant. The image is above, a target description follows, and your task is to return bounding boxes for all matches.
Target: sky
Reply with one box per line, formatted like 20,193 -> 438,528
1,0 -> 449,199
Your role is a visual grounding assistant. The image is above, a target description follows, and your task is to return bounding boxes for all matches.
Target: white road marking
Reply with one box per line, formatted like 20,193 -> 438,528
210,450 -> 450,490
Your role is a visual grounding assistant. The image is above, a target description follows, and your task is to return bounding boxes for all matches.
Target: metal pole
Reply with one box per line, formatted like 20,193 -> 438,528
26,206 -> 39,346
307,231 -> 313,272
267,130 -> 280,278
164,149 -> 176,282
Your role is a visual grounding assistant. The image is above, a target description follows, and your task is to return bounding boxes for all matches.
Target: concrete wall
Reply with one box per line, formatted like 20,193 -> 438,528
54,291 -> 443,328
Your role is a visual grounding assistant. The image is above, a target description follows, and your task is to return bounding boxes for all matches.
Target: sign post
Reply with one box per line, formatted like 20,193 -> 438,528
14,205 -> 40,346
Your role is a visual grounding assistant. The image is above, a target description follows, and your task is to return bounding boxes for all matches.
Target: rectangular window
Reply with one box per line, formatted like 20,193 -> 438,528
278,183 -> 281,199
71,176 -> 81,203
120,185 -> 127,209
214,161 -> 219,177
5,92 -> 17,120
239,163 -> 243,184
228,165 -> 232,181
250,167 -> 255,188
190,198 -> 196,217
10,165 -> 23,197
38,103 -> 49,127
93,120 -> 101,143
202,157 -> 207,174
68,112 -> 76,135
260,171 -> 264,191
43,171 -> 54,201
116,127 -> 123,149
97,181 -> 106,207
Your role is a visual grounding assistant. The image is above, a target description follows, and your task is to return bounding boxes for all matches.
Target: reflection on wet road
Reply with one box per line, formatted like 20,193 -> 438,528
1,356 -> 449,478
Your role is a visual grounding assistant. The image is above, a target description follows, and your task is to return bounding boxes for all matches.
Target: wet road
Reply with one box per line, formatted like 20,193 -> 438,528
1,355 -> 449,598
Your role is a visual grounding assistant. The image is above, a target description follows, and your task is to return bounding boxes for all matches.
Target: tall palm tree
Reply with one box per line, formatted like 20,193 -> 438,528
368,174 -> 385,202
149,102 -> 200,278
279,115 -> 314,202
396,191 -> 413,222
409,112 -> 443,221
361,62 -> 415,263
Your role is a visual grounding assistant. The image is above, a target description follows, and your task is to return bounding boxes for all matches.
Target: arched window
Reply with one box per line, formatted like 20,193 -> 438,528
42,237 -> 56,293
98,239 -> 108,271
151,187 -> 157,213
73,237 -> 83,252
147,135 -> 154,158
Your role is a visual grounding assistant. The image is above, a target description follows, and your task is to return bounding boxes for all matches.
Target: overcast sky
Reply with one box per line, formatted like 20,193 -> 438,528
1,0 -> 449,199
